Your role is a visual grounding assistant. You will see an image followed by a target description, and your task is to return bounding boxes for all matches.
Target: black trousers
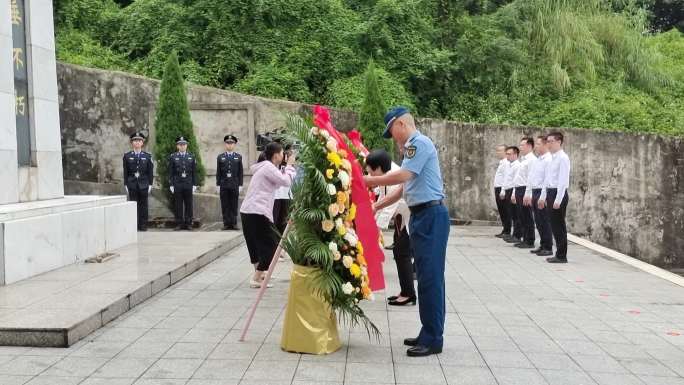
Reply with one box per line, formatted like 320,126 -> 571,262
128,187 -> 149,230
532,189 -> 553,251
241,213 -> 279,271
393,215 -> 415,298
504,188 -> 521,238
173,185 -> 193,227
272,199 -> 290,235
220,187 -> 239,227
546,189 -> 569,259
495,187 -> 510,234
515,186 -> 535,244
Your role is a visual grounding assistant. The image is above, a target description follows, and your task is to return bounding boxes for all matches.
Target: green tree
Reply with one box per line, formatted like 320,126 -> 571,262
358,60 -> 393,154
154,51 -> 206,206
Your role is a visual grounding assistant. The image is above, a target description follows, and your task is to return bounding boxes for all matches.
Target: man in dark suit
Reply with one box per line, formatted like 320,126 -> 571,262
216,134 -> 243,230
169,136 -> 198,230
123,132 -> 154,231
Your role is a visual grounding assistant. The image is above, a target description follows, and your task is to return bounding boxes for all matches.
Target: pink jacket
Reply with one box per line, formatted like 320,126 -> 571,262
240,161 -> 296,222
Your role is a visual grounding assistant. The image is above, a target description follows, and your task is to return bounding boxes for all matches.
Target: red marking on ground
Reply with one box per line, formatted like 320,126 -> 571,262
575,279 -> 584,283
599,294 -> 609,297
666,331 -> 681,336
628,310 -> 641,314
555,269 -> 565,272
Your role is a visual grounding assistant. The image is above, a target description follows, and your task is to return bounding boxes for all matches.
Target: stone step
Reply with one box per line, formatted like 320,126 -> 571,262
0,231 -> 244,347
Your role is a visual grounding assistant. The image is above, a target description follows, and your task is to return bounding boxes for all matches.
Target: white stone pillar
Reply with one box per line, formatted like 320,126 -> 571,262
0,0 -> 20,204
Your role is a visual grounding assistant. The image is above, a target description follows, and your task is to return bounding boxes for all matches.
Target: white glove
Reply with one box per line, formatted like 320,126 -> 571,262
216,186 -> 220,194
125,186 -> 128,194
148,186 -> 152,194
192,186 -> 198,193
239,186 -> 243,194
170,186 -> 175,194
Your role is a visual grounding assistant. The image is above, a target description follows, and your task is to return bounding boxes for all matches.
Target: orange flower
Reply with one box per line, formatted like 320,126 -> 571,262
336,191 -> 347,206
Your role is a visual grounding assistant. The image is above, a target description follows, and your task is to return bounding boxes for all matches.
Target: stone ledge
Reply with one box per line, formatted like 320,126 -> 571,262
0,195 -> 127,222
0,231 -> 244,347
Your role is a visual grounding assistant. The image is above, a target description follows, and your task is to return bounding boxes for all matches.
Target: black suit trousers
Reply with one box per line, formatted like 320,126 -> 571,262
174,185 -> 193,226
495,187 -> 510,234
220,187 -> 239,226
546,189 -> 569,259
128,187 -> 149,230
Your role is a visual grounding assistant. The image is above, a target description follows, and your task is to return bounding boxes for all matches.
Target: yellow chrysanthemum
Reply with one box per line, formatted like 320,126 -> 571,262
362,286 -> 371,297
350,263 -> 361,278
327,152 -> 342,168
337,223 -> 347,236
356,241 -> 364,255
346,203 -> 357,222
336,191 -> 347,206
321,219 -> 335,232
338,149 -> 348,158
326,168 -> 334,179
357,253 -> 367,266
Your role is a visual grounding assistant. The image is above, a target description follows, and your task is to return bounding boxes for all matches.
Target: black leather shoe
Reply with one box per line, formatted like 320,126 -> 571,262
389,296 -> 416,306
505,237 -> 521,243
138,228 -> 147,232
530,247 -> 542,254
387,295 -> 399,301
384,243 -> 395,250
515,243 -> 535,249
407,345 -> 442,357
536,249 -> 553,256
404,337 -> 419,346
495,232 -> 507,238
174,226 -> 183,231
546,257 -> 568,263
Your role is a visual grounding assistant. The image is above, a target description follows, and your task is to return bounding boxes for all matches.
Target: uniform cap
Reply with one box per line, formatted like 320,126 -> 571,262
383,106 -> 410,139
130,132 -> 146,141
176,136 -> 189,144
224,134 -> 238,143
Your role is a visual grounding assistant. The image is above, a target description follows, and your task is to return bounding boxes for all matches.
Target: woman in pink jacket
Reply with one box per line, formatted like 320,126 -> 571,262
240,142 -> 296,288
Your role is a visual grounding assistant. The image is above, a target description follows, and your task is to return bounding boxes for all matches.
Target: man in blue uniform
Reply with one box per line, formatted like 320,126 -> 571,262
123,132 -> 154,232
169,136 -> 199,230
216,134 -> 244,230
364,107 -> 450,357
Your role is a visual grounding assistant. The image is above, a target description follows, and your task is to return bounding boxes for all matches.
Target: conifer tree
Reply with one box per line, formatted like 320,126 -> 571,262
154,51 -> 205,206
358,59 -> 393,155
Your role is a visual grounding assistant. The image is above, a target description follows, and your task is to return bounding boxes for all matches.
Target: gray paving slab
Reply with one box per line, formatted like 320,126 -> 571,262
0,226 -> 681,385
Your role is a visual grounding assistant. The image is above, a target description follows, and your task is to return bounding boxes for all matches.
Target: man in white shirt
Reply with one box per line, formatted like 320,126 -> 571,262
367,149 -> 415,306
512,137 -> 537,248
493,145 -> 510,238
524,135 -> 553,256
500,146 -> 522,243
539,132 -> 571,263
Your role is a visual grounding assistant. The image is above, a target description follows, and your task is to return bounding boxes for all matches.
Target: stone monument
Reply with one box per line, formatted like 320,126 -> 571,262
0,0 -> 136,285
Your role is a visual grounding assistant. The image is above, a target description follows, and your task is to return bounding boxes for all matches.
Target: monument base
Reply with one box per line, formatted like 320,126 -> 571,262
0,196 -> 137,285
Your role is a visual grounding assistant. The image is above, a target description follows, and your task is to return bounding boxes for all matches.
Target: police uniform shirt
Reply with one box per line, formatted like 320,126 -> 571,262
502,159 -> 520,191
494,158 -> 509,188
169,152 -> 198,186
124,150 -> 153,187
525,152 -> 551,197
540,150 -> 571,204
217,151 -> 243,188
513,152 -> 537,188
400,131 -> 445,207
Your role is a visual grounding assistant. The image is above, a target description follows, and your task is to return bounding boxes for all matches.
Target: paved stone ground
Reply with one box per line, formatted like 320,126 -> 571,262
0,226 -> 683,385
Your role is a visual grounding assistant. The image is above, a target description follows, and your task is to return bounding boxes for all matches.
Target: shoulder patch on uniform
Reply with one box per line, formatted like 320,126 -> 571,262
406,145 -> 417,159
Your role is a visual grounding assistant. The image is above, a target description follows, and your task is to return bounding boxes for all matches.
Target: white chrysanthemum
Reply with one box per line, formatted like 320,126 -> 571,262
310,126 -> 319,136
328,203 -> 340,217
342,282 -> 354,295
327,183 -> 337,195
338,170 -> 350,189
326,139 -> 338,152
344,232 -> 358,246
320,130 -> 330,139
342,255 -> 353,268
333,251 -> 341,260
328,242 -> 338,253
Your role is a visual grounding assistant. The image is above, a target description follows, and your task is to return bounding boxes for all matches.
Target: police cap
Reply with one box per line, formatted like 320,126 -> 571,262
383,106 -> 410,139
224,134 -> 238,143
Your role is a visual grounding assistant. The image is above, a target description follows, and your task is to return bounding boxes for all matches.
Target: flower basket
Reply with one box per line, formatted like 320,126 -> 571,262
281,264 -> 341,354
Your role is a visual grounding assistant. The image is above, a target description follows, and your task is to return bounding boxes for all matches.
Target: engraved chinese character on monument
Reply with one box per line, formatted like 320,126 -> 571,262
11,0 -> 31,166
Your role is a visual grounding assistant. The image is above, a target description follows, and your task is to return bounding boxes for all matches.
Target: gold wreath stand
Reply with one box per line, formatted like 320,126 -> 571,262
281,265 -> 341,354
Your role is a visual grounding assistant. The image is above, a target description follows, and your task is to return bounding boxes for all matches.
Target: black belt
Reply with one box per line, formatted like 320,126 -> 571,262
409,200 -> 443,214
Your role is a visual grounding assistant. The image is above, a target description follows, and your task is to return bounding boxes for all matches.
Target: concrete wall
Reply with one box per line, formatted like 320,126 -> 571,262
57,63 -> 683,269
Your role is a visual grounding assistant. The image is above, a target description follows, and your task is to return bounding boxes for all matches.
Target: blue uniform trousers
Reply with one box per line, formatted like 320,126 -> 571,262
409,204 -> 450,349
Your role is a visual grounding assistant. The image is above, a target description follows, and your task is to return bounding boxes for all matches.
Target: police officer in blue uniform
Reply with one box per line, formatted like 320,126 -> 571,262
169,136 -> 199,230
216,134 -> 244,230
123,132 -> 154,231
364,107 -> 450,357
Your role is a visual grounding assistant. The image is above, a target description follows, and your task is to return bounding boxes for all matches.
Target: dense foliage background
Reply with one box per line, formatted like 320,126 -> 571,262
54,0 -> 684,135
